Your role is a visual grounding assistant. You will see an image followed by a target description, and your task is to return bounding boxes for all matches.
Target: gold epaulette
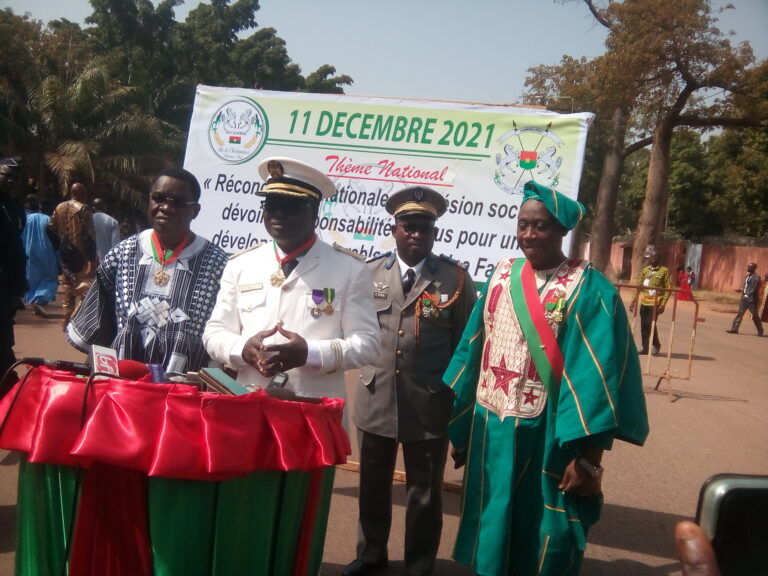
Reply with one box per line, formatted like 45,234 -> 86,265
228,242 -> 265,260
333,242 -> 365,261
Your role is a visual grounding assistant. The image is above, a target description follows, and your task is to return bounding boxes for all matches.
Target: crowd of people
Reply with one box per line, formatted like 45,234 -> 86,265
1,153 -> 764,575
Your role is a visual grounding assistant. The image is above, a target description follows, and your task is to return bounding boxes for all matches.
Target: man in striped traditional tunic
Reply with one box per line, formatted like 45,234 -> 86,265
67,168 -> 228,374
445,181 -> 649,576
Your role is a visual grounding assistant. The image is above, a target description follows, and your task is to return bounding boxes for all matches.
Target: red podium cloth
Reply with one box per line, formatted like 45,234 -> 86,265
0,367 -> 350,478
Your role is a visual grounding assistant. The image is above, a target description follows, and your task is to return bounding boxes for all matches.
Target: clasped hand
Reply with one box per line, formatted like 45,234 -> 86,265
242,323 -> 308,377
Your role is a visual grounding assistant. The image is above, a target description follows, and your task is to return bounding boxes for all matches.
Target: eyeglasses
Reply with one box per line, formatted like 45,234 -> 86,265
150,193 -> 198,208
396,222 -> 435,235
262,198 -> 311,215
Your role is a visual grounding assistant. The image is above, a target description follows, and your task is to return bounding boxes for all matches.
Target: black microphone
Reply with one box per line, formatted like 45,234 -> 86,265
21,357 -> 92,376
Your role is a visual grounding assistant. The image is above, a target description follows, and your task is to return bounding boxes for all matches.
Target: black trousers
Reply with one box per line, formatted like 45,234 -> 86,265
356,431 -> 448,576
731,297 -> 764,334
639,304 -> 661,350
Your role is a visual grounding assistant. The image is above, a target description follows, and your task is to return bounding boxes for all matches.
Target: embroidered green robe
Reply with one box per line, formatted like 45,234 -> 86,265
445,259 -> 649,576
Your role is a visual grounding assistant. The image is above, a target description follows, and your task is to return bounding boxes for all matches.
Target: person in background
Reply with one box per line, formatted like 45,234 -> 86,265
92,197 -> 121,262
629,247 -> 672,355
0,157 -> 26,391
725,262 -> 764,337
445,181 -> 648,576
203,156 -> 380,401
48,181 -> 97,329
687,266 -> 696,290
21,193 -> 59,318
67,168 -> 228,374
676,266 -> 693,302
345,186 -> 476,576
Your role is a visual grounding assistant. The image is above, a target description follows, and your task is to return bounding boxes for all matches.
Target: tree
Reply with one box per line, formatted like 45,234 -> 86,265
590,0 -> 764,276
0,10 -> 43,156
665,129 -> 710,238
85,0 -> 354,129
531,0 -> 767,276
30,59 -> 183,207
705,128 -> 768,237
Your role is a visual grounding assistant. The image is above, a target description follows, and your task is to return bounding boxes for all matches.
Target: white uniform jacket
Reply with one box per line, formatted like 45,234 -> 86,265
203,239 -> 380,399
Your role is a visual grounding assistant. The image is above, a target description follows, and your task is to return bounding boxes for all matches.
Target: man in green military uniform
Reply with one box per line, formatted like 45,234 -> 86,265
446,181 -> 649,576
346,186 -> 476,576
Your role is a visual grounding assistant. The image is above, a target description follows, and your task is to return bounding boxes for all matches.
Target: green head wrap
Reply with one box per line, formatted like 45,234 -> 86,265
521,181 -> 584,231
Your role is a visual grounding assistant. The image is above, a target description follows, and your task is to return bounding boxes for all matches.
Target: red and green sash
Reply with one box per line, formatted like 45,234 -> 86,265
508,259 -> 565,398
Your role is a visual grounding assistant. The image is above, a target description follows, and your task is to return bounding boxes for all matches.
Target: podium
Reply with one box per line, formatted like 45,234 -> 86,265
0,367 -> 350,576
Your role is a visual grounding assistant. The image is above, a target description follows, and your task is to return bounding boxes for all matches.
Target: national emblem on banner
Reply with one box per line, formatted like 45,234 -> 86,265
493,121 -> 564,194
208,97 -> 268,163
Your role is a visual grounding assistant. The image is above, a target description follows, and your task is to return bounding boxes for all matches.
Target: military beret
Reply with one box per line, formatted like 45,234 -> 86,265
521,181 -> 584,231
385,186 -> 447,219
256,157 -> 337,200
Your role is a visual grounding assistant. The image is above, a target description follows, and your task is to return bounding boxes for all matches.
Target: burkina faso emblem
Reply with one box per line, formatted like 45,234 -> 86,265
493,121 -> 563,195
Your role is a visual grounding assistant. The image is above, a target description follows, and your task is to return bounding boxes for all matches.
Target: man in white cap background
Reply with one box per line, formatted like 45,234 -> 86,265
203,157 -> 380,400
344,186 -> 476,576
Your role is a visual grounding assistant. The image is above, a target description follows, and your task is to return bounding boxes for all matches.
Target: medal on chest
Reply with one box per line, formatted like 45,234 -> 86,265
311,288 -> 335,317
270,267 -> 286,287
153,268 -> 171,286
272,235 -> 316,289
151,232 -> 189,287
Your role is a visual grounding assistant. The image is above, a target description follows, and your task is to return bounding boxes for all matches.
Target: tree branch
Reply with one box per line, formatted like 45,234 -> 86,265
675,115 -> 768,128
622,136 -> 654,158
582,0 -> 613,30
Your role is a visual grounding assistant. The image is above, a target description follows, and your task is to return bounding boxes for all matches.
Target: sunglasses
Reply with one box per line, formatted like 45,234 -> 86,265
262,197 -> 312,215
150,193 -> 197,208
396,222 -> 435,235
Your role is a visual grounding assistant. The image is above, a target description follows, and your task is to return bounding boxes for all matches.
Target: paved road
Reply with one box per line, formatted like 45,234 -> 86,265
1,294 -> 766,575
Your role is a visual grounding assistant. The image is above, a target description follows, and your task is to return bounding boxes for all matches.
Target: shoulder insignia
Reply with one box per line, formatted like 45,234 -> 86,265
333,242 -> 366,261
228,242 -> 264,260
439,253 -> 460,266
365,250 -> 393,264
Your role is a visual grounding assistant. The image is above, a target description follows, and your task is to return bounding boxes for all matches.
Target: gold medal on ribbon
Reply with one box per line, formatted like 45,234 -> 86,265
323,288 -> 335,315
150,231 -> 188,288
270,267 -> 285,287
153,268 -> 171,286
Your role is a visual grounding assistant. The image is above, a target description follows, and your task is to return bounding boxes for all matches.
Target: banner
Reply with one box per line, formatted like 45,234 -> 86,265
184,86 -> 593,281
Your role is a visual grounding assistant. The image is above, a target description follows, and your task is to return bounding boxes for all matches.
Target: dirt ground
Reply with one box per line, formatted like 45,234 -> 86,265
0,290 -> 766,575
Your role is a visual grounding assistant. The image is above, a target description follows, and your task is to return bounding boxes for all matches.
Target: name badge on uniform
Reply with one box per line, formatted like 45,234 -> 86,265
239,283 -> 264,293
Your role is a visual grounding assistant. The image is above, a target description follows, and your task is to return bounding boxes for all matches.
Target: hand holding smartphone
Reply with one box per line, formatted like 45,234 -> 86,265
695,474 -> 768,576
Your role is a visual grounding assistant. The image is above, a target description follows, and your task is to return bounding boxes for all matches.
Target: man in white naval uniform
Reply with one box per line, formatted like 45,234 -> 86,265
203,157 -> 380,400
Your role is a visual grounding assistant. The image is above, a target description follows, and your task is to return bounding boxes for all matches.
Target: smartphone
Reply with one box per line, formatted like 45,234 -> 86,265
268,371 -> 289,389
695,474 -> 768,576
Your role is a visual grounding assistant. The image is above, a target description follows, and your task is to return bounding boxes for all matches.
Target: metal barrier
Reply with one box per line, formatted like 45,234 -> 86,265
615,284 -> 705,401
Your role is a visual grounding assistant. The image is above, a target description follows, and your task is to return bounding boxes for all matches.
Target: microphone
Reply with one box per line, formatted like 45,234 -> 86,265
21,357 -> 92,376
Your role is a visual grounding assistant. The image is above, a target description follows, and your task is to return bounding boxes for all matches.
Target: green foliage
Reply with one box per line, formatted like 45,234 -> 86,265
29,59 -> 183,207
666,129 -> 711,237
615,128 -> 768,238
705,129 -> 768,237
0,1 -> 353,218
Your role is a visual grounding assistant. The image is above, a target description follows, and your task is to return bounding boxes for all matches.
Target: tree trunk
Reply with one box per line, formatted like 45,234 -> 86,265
631,120 -> 673,279
589,106 -> 629,273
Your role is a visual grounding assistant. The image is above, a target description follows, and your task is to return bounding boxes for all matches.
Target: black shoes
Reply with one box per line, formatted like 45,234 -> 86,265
725,329 -> 738,334
342,559 -> 389,576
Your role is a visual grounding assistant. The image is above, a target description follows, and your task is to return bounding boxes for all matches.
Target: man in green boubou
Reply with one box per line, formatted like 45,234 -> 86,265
445,180 -> 649,576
